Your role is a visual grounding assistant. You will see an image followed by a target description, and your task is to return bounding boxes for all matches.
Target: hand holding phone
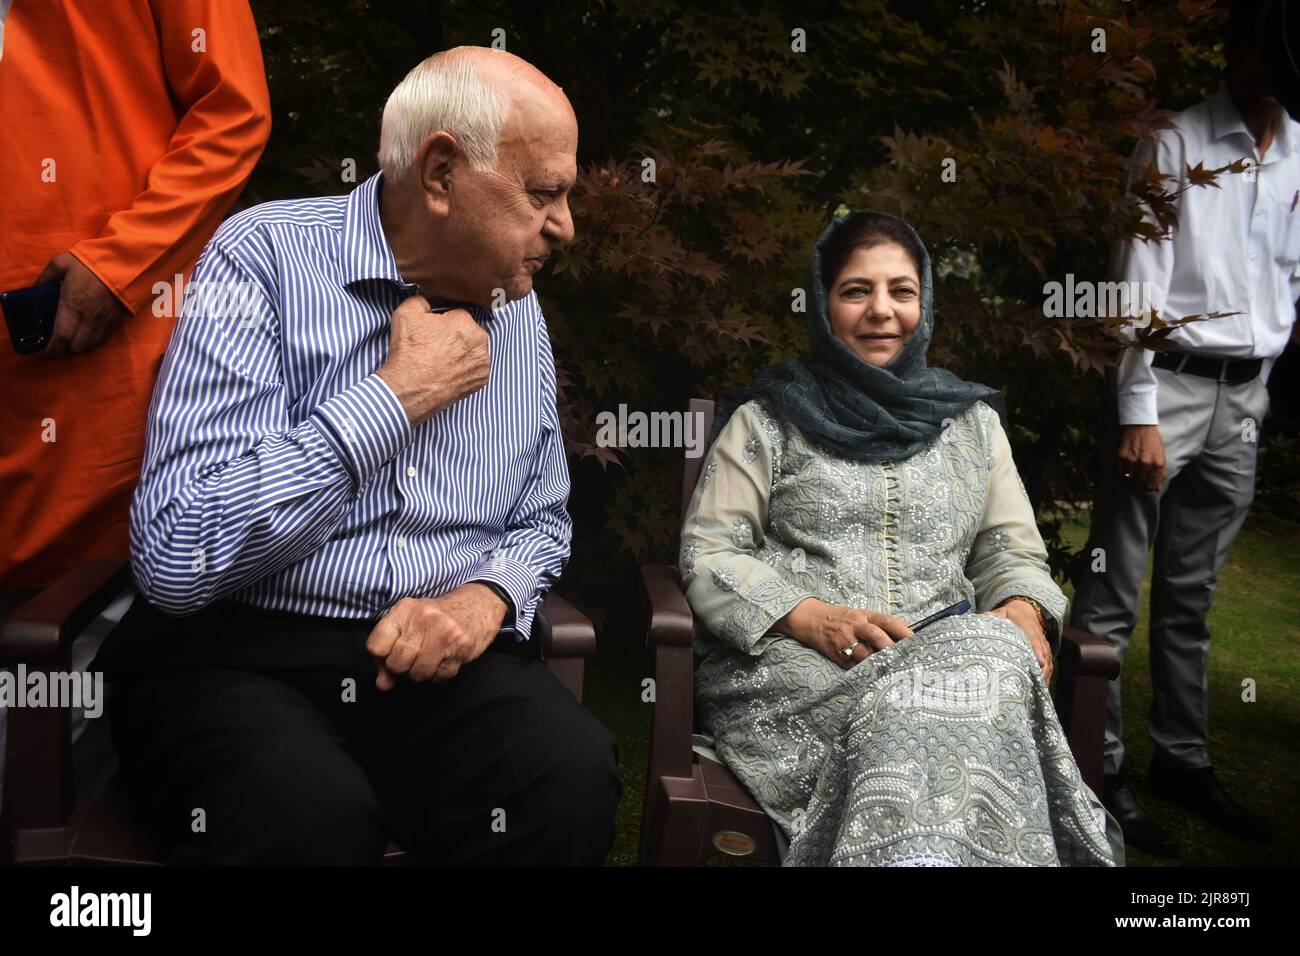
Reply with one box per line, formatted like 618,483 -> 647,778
6,252 -> 128,357
1,281 -> 61,354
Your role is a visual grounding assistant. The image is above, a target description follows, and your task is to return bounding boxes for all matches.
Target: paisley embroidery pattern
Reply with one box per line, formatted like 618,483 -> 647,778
717,575 -> 810,649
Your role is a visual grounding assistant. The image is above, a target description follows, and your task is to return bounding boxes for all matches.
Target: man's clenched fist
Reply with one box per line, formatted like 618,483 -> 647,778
376,295 -> 490,426
1117,424 -> 1166,491
365,583 -> 509,690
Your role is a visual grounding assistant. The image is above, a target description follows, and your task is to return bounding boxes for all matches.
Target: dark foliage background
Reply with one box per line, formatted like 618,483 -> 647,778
245,0 -> 1298,630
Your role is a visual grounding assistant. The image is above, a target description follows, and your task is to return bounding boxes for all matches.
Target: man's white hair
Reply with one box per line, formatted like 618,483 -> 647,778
378,48 -> 510,181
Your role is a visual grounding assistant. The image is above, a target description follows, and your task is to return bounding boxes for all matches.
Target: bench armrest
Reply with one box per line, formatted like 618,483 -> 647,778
535,590 -> 597,660
1059,624 -> 1120,681
0,558 -> 131,666
640,565 -> 694,648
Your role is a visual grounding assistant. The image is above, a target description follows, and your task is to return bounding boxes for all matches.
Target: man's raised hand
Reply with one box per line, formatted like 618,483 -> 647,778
377,295 -> 491,426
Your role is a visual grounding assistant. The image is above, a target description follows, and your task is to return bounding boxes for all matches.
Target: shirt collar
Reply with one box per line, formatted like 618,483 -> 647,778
1210,84 -> 1298,159
1210,85 -> 1251,144
1273,106 -> 1298,158
340,172 -> 411,290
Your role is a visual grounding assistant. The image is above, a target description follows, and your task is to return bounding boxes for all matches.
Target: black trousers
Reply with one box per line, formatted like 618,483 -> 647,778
93,597 -> 622,866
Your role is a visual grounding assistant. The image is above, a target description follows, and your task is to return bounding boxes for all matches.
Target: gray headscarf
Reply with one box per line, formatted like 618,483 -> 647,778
708,210 -> 1005,461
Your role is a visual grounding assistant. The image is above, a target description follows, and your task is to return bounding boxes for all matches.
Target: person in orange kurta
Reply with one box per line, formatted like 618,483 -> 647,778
0,0 -> 272,590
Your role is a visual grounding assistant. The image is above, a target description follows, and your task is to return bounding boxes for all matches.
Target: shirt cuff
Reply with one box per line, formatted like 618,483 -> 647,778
470,555 -> 538,640
716,574 -> 818,656
1117,388 -> 1159,427
67,248 -> 135,315
311,373 -> 413,486
470,579 -> 516,627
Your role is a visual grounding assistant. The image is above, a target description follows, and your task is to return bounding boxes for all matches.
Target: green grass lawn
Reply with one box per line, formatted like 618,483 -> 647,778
581,509 -> 1300,867
1058,510 -> 1300,867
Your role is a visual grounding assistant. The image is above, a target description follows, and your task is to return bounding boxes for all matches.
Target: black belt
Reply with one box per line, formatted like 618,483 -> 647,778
1151,350 -> 1262,384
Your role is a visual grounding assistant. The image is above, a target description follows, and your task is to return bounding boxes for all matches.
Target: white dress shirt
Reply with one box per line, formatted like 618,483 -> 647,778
1113,85 -> 1300,424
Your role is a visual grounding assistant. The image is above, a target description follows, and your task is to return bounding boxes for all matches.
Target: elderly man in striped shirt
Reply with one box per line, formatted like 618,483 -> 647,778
93,47 -> 621,865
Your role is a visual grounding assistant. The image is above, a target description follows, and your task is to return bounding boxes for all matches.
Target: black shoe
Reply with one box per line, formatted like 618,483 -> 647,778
1102,770 -> 1179,857
1146,757 -> 1272,841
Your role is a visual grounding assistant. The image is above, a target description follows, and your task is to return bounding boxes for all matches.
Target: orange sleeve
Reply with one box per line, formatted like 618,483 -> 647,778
69,0 -> 272,315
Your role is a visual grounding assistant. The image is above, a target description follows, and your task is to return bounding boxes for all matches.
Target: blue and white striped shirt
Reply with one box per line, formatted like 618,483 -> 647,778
130,172 -> 572,642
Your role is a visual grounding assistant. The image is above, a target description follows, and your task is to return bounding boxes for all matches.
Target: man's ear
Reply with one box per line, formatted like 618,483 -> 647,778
415,131 -> 459,219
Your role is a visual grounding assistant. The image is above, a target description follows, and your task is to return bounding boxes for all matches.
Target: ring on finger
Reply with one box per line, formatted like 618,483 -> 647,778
840,641 -> 861,659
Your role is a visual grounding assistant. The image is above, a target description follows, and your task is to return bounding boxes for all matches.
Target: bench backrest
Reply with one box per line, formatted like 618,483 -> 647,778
680,398 -> 717,525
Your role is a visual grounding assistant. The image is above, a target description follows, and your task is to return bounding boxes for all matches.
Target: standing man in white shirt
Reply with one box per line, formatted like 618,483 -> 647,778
1072,1 -> 1296,857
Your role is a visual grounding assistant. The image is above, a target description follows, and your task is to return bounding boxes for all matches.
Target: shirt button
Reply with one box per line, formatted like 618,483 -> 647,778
396,536 -> 407,549
1251,252 -> 1258,260
406,466 -> 417,477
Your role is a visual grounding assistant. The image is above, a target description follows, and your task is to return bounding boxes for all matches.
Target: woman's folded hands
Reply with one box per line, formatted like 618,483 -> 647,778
774,597 -> 914,670
773,596 -> 1052,683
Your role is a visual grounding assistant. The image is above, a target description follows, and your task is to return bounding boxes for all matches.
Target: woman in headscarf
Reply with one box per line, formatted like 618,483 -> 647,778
679,211 -> 1122,866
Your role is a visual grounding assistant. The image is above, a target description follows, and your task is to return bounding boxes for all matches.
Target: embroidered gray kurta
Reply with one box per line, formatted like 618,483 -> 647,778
680,398 -> 1121,866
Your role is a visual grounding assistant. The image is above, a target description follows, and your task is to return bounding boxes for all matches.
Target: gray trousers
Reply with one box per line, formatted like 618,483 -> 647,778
1070,362 -> 1270,777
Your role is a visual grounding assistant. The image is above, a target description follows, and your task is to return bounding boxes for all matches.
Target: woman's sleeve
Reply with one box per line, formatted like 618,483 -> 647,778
678,402 -> 816,655
965,407 -> 1068,653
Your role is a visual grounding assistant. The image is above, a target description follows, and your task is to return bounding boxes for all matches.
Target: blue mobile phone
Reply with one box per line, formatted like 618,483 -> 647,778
908,599 -> 972,633
1,281 -> 61,354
